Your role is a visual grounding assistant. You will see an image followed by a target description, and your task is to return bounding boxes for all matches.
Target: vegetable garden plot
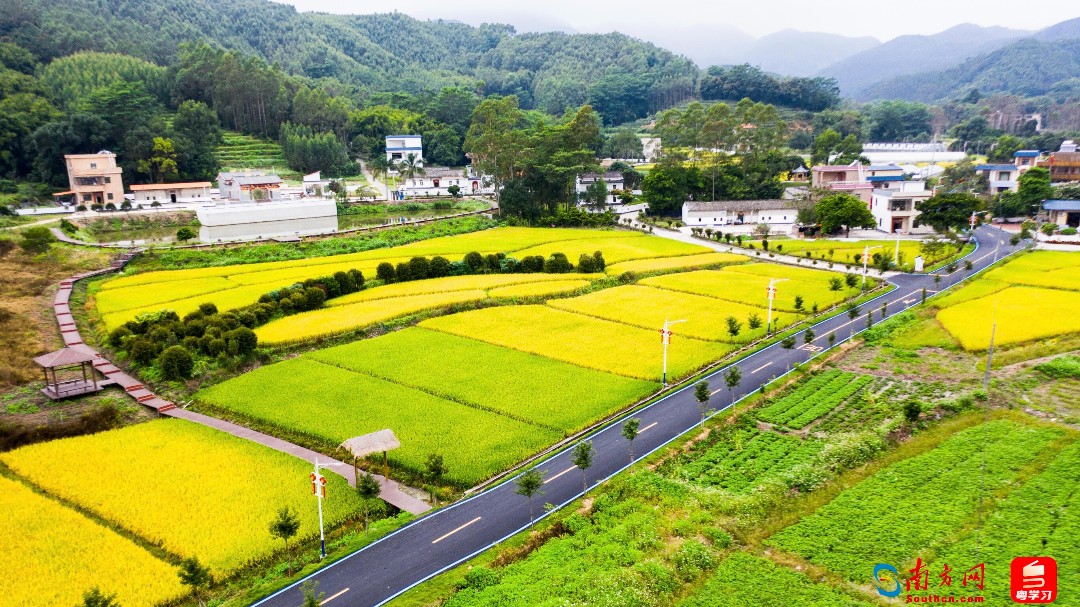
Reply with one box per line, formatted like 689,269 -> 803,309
0,419 -> 363,575
756,372 -> 873,429
665,430 -> 824,493
678,552 -> 877,607
548,285 -> 791,343
196,358 -> 560,485
766,420 -> 1065,581
421,305 -> 733,381
0,475 -> 184,607
308,327 -> 658,432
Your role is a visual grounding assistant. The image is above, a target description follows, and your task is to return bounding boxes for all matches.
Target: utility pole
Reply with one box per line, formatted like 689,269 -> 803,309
661,318 -> 687,387
861,245 -> 881,288
311,459 -> 344,559
765,278 -> 788,335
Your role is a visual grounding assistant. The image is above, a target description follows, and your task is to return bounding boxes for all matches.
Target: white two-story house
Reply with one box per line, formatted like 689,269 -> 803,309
575,172 -> 625,205
870,180 -> 933,234
975,164 -> 1019,193
385,135 -> 423,170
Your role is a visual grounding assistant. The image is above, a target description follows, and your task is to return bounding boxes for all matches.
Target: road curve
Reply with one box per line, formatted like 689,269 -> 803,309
253,226 -> 1021,607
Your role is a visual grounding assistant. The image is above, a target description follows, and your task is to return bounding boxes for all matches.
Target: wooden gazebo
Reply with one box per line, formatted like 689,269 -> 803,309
341,429 -> 401,482
34,348 -> 103,400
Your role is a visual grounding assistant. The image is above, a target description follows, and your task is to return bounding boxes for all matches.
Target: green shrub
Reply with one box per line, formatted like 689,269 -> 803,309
1035,355 -> 1080,379
702,527 -> 732,549
159,346 -> 194,380
673,539 -> 715,581
459,567 -> 501,591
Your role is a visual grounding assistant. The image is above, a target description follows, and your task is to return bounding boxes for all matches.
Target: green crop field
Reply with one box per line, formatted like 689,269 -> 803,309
197,358 -> 561,485
605,252 -> 749,275
307,327 -> 657,431
662,429 -> 824,493
756,371 -> 873,429
767,420 -> 1065,581
547,284 -> 793,343
678,552 -> 876,607
931,441 -> 1080,604
421,305 -> 733,381
0,475 -> 184,607
215,131 -> 300,181
0,419 -> 363,575
641,265 -> 857,313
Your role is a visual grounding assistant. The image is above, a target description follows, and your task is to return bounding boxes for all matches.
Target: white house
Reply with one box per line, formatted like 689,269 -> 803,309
1013,149 -> 1042,171
129,182 -> 213,204
385,135 -> 423,169
682,199 -> 805,233
975,164 -> 1019,193
394,166 -> 494,198
302,171 -> 331,197
640,137 -> 662,162
216,171 -> 284,202
575,172 -> 625,205
870,180 -> 933,234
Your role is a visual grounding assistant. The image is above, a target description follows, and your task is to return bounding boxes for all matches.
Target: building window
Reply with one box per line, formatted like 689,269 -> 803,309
107,193 -> 114,200
90,163 -> 97,169
104,177 -> 111,184
82,194 -> 92,202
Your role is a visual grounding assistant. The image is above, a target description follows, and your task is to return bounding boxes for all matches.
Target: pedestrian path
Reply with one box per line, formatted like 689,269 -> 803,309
47,250 -> 429,515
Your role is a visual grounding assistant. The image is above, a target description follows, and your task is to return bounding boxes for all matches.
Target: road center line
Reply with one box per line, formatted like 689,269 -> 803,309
544,465 -> 577,484
750,361 -> 772,374
638,421 -> 658,433
431,517 -> 482,544
320,588 -> 349,605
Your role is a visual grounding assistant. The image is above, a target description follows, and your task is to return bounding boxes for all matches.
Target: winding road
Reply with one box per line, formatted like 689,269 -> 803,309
254,226 -> 1021,607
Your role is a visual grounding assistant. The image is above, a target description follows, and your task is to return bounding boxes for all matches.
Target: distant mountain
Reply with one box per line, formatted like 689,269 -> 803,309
818,24 -> 1030,97
741,30 -> 879,77
1032,16 -> 1080,41
626,23 -> 755,68
860,37 -> 1080,102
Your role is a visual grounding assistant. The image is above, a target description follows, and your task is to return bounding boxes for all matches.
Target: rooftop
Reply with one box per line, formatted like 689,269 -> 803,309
340,429 -> 402,458
235,175 -> 283,185
416,166 -> 466,178
867,164 -> 903,171
1043,199 -> 1080,211
1014,150 -> 1041,157
685,199 -> 803,213
386,134 -> 422,139
34,347 -> 97,368
579,171 -> 624,182
975,164 -> 1017,171
866,175 -> 905,182
130,182 -> 212,191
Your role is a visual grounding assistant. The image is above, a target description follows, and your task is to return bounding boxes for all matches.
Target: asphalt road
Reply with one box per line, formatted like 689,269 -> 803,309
254,226 -> 1021,607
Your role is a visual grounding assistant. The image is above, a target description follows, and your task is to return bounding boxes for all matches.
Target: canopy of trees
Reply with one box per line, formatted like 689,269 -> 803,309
700,64 -> 841,112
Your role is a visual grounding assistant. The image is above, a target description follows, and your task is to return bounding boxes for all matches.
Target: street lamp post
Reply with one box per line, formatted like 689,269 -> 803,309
861,245 -> 882,288
765,278 -> 789,335
311,459 -> 344,559
661,318 -> 687,387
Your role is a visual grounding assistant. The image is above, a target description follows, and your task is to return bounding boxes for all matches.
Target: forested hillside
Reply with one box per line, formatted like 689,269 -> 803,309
5,0 -> 698,120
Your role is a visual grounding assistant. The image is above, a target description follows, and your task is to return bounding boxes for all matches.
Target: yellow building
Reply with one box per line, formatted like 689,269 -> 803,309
62,152 -> 125,206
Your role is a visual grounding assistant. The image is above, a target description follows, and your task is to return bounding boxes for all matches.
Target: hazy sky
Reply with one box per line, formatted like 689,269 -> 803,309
283,0 -> 1077,41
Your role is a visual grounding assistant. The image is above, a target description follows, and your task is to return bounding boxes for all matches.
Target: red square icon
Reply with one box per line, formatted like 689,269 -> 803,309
1011,557 -> 1057,603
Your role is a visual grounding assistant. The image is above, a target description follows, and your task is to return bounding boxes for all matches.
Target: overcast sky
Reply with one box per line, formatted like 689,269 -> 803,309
283,0 -> 1077,41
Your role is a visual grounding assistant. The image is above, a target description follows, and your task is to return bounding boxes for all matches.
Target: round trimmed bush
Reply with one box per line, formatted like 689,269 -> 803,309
159,345 -> 194,380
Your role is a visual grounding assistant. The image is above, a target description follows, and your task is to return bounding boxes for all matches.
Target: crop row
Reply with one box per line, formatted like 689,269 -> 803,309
672,431 -> 824,493
755,371 -> 845,425
766,420 -> 1065,581
0,475 -> 184,607
784,376 -> 873,429
197,358 -> 561,485
0,419 -> 363,576
420,305 -> 734,381
488,279 -> 590,298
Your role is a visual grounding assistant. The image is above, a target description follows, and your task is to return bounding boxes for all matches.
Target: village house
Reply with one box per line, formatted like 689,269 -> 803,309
1014,149 -> 1042,171
811,164 -> 874,203
129,182 -> 213,204
974,164 -> 1020,193
1043,199 -> 1080,229
385,135 -> 423,170
216,171 -> 284,202
395,166 -> 493,198
57,151 -> 125,206
681,199 -> 805,233
575,172 -> 626,205
869,180 -> 933,234
1040,140 -> 1080,183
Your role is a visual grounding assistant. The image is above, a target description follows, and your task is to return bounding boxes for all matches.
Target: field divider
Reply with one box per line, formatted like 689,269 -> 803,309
303,358 -> 565,433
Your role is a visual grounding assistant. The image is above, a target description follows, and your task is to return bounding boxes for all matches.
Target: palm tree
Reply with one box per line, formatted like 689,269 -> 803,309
397,153 -> 426,184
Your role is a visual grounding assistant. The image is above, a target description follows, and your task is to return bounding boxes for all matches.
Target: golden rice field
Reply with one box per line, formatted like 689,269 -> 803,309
255,289 -> 489,344
0,475 -> 184,607
421,305 -> 733,381
328,273 -> 602,306
488,279 -> 591,299
763,239 -> 955,267
548,285 -> 794,343
640,265 -> 856,313
604,252 -> 748,275
937,286 -> 1080,350
0,420 -> 362,575
96,228 -> 706,329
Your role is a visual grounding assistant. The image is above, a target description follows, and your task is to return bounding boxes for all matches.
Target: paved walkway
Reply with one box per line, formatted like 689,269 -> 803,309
48,252 -> 428,515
